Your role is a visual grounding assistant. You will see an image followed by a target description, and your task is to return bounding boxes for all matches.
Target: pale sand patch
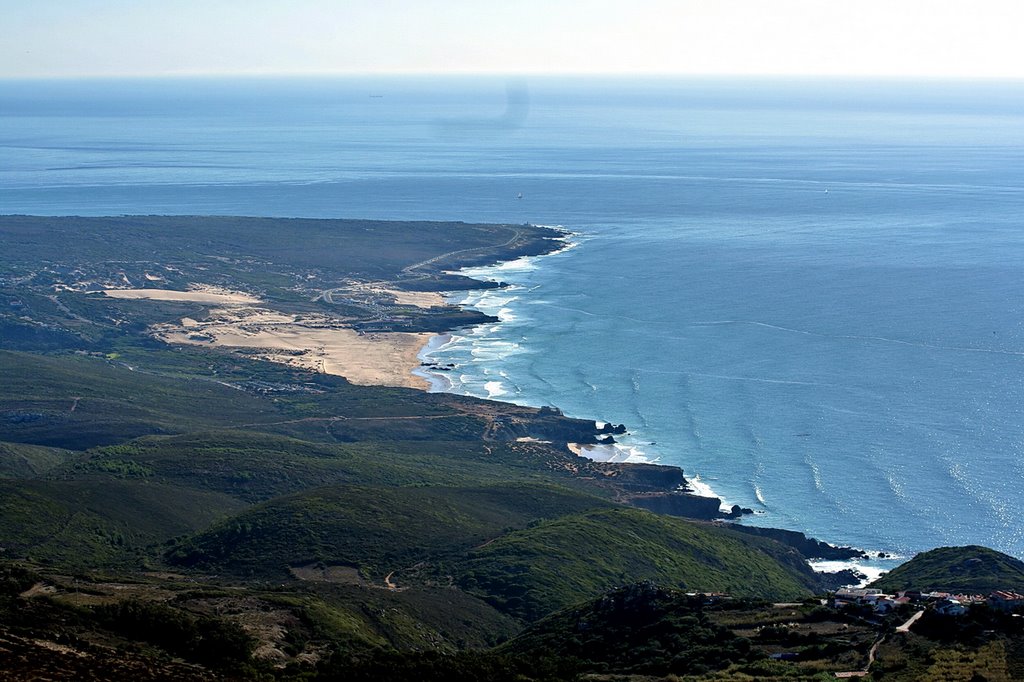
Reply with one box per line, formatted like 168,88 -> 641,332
204,308 -> 296,326
19,583 -> 57,599
32,640 -> 88,658
346,282 -> 446,309
568,442 -> 617,461
104,286 -> 261,305
290,564 -> 367,585
155,310 -> 429,389
379,288 -> 446,309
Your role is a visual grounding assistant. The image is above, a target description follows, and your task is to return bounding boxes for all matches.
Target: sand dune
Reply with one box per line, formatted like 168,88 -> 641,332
104,287 -> 261,305
155,308 -> 429,389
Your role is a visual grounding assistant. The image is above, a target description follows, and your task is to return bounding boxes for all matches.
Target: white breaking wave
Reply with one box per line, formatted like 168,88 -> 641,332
686,473 -> 722,500
574,442 -> 653,464
808,554 -> 907,587
484,380 -> 507,398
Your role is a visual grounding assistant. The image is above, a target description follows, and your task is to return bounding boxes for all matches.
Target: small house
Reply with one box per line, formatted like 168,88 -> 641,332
988,591 -> 1024,612
934,599 -> 967,617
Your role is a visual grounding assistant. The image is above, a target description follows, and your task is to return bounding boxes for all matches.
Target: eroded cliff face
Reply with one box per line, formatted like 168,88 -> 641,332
484,407 -> 746,521
592,462 -> 688,491
485,408 -> 611,444
725,525 -> 867,561
621,491 -> 725,519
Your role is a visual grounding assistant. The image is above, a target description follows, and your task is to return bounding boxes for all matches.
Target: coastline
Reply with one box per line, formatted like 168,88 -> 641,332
415,224 -> 718,479
415,224 -> 578,396
411,223 -> 893,582
414,226 -> 733,500
113,290 -> 434,390
412,333 -> 454,392
416,226 -> 678,465
99,218 -> 887,581
99,222 -> 571,392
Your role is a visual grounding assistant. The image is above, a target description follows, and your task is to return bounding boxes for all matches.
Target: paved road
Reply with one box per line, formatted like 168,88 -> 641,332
315,226 -> 523,306
400,227 -> 522,275
835,610 -> 925,678
896,609 -> 925,633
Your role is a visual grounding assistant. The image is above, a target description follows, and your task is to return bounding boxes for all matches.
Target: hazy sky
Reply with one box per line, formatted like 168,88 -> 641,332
4,0 -> 1024,79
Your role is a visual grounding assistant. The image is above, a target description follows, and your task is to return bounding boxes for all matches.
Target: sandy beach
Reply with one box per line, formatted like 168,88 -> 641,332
349,284 -> 446,309
153,306 -> 430,389
106,285 -> 432,389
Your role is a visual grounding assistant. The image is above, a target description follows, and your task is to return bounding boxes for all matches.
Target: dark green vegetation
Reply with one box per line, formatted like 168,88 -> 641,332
0,215 -> 549,284
0,215 -> 554,346
169,483 -> 613,579
505,583 -> 764,677
871,608 -> 1024,681
870,545 -> 1024,594
0,347 -> 840,678
501,582 -> 890,679
459,508 -> 819,622
2,215 -> 1021,680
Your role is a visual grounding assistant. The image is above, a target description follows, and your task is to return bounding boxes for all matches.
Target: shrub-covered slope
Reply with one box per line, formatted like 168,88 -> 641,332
60,430 -> 602,504
457,507 -> 819,621
870,545 -> 1024,593
168,483 -> 613,578
0,350 -> 278,449
0,479 -> 246,569
0,441 -> 72,478
503,582 -> 758,677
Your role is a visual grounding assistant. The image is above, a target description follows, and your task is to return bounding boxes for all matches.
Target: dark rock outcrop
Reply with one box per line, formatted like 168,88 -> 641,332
595,462 -> 688,491
624,491 -> 725,520
488,410 -> 608,444
817,569 -> 866,591
724,525 -> 867,561
724,504 -> 755,518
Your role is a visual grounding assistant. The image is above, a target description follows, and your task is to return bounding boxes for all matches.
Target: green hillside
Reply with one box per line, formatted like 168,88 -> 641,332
870,545 -> 1024,593
0,350 -> 279,449
457,507 -> 819,621
0,441 -> 72,477
64,430 -> 607,503
168,483 -> 613,579
0,479 -> 246,569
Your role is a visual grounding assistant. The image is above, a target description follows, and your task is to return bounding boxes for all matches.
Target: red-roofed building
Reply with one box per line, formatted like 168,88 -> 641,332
988,591 -> 1024,612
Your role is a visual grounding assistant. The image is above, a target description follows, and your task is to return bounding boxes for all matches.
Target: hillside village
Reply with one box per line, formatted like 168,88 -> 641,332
832,587 -> 1024,617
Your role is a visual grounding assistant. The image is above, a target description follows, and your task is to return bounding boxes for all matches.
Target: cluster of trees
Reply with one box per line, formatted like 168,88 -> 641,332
94,600 -> 255,670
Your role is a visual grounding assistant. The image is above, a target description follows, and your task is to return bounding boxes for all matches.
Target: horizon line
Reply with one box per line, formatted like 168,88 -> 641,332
4,71 -> 1024,84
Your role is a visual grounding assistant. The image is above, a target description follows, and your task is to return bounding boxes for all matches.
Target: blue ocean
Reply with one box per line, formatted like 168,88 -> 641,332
4,76 -> 1024,572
